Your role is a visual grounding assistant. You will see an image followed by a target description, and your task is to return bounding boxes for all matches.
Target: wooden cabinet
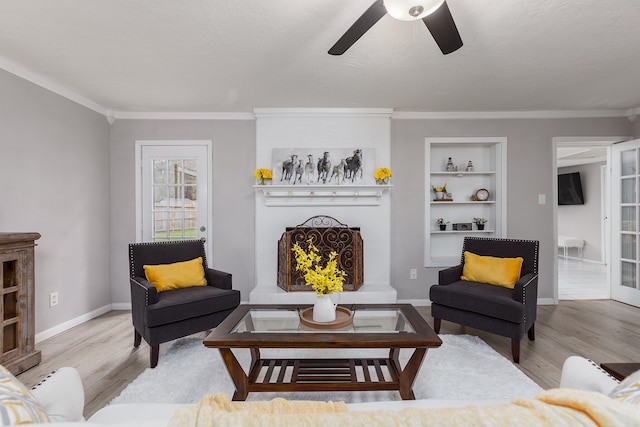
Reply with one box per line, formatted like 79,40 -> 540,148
0,232 -> 41,374
425,138 -> 507,267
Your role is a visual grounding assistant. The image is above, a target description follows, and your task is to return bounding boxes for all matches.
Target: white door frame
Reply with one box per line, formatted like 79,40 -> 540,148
135,140 -> 213,256
553,136 -> 630,303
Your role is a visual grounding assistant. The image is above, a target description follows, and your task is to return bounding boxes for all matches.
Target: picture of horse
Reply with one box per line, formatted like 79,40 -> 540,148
271,148 -> 376,185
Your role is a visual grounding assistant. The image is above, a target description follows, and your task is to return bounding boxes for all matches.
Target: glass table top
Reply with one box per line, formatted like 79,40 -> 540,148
230,306 -> 415,334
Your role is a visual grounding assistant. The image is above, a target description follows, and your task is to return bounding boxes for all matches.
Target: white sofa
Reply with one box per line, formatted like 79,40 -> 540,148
21,356 -> 626,426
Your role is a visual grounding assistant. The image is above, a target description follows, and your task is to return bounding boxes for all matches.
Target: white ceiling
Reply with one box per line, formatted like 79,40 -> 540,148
1,0 -> 640,114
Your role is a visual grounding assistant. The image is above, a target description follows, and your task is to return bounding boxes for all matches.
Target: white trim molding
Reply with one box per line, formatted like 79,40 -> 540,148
393,110 -> 629,120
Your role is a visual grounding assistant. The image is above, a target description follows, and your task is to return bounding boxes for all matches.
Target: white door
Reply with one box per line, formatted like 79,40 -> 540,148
136,141 -> 212,255
611,139 -> 640,307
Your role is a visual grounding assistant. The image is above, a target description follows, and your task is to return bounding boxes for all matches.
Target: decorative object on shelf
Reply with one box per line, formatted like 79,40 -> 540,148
474,188 -> 490,201
374,167 -> 392,185
254,168 -> 272,185
452,223 -> 472,231
432,184 -> 448,200
474,217 -> 488,230
291,237 -> 347,322
445,157 -> 455,172
436,218 -> 449,231
466,161 -> 474,172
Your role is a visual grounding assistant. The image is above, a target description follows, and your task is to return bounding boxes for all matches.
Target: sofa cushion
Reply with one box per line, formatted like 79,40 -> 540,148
143,257 -> 207,292
145,286 -> 240,327
0,365 -> 49,424
609,368 -> 640,404
461,251 -> 523,289
430,281 -> 524,323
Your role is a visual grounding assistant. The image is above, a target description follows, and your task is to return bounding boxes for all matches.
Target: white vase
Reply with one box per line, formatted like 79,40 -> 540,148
436,192 -> 444,200
313,294 -> 337,322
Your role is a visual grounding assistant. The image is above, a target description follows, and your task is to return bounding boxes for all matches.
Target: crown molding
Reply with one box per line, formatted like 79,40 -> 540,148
625,107 -> 640,122
254,108 -> 394,118
392,110 -> 629,120
111,111 -> 255,120
0,56 -> 109,116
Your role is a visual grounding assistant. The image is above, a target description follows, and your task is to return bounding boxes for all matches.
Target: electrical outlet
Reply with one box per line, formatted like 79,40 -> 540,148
410,269 -> 417,280
49,292 -> 58,307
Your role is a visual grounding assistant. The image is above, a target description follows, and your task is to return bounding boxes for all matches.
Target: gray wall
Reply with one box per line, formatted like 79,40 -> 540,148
390,118 -> 630,302
0,69 -> 111,333
557,162 -> 605,262
109,120 -> 256,304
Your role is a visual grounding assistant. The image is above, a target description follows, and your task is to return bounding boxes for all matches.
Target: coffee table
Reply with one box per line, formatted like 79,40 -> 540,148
204,303 -> 442,401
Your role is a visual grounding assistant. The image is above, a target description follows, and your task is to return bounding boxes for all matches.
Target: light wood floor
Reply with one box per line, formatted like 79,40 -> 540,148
16,300 -> 640,419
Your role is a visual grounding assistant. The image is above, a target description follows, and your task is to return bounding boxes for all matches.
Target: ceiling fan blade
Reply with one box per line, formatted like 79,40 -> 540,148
328,0 -> 387,55
422,1 -> 463,55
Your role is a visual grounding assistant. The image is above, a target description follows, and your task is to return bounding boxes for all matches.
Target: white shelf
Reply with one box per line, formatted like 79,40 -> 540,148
430,201 -> 495,205
425,137 -> 507,267
430,229 -> 495,234
430,171 -> 496,176
254,184 -> 392,207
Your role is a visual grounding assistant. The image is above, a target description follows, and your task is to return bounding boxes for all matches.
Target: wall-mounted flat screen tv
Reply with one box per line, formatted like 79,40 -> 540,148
558,172 -> 585,205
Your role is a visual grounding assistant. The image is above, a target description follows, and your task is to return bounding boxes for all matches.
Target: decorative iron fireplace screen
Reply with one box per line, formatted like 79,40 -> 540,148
277,216 -> 363,292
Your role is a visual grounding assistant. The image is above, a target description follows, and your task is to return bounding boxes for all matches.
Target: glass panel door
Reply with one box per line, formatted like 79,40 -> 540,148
612,140 -> 640,306
137,141 -> 211,254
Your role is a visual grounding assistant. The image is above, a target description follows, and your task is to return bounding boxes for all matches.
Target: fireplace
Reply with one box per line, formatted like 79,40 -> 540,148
277,216 -> 363,292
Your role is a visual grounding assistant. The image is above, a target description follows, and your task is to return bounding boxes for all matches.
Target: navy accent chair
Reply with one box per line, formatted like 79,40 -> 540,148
128,239 -> 240,368
429,237 -> 539,363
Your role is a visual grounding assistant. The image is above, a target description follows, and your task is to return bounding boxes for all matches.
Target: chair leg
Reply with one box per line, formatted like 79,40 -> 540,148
511,339 -> 520,364
527,323 -> 535,341
150,345 -> 159,368
433,318 -> 441,333
133,330 -> 142,348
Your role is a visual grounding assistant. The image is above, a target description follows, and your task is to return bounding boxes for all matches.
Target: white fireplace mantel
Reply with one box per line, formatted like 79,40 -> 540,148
253,108 -> 395,304
254,184 -> 392,207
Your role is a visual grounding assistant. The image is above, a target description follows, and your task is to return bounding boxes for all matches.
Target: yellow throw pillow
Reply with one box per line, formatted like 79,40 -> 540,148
143,257 -> 207,292
461,251 -> 524,289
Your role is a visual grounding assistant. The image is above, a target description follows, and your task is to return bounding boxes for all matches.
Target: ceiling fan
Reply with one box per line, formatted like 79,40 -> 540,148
328,0 -> 463,56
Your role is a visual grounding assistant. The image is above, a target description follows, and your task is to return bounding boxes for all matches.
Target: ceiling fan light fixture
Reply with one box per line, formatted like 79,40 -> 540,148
383,0 -> 445,21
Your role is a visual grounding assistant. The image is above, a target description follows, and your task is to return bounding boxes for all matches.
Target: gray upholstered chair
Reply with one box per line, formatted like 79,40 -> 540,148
429,236 -> 539,363
128,239 -> 240,368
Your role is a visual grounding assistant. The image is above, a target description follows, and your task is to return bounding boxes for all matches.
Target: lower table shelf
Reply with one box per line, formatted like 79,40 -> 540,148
248,357 -> 400,393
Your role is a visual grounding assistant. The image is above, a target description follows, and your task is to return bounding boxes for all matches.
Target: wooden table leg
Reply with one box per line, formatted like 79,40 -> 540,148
395,347 -> 427,400
218,348 -> 249,401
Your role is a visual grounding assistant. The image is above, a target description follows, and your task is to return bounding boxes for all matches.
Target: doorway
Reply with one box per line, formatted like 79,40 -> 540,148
554,137 -> 622,300
135,140 -> 213,256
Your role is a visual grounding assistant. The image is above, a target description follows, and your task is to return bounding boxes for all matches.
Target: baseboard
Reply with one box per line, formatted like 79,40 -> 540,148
558,255 -> 604,264
111,302 -> 132,310
35,304 -> 112,343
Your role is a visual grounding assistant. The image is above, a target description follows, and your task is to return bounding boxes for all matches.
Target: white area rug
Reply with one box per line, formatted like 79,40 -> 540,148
111,334 -> 542,405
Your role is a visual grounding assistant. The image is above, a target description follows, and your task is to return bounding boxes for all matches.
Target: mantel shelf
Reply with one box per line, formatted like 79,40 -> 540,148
254,184 -> 392,207
430,229 -> 496,234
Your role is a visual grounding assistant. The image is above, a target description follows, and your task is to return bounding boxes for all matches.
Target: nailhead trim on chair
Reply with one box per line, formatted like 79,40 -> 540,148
128,238 -> 208,277
128,238 -> 208,307
587,358 -> 621,383
460,236 -> 539,274
460,236 -> 540,325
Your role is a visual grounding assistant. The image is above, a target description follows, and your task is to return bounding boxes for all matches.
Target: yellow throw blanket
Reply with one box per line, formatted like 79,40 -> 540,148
168,389 -> 640,427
